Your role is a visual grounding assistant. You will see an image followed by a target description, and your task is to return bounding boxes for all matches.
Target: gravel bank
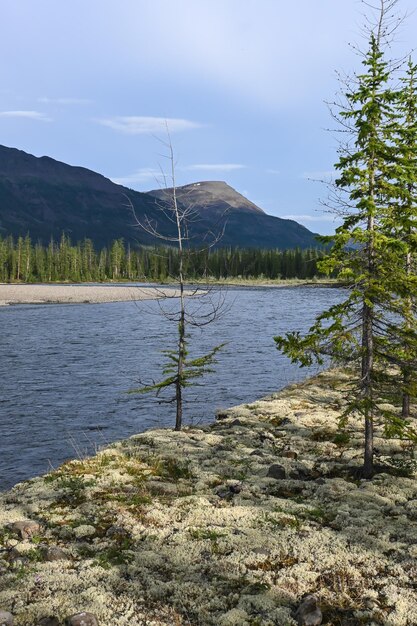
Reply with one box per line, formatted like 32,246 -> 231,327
0,284 -> 178,306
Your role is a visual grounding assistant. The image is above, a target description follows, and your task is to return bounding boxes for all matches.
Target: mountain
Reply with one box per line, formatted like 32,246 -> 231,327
148,181 -> 265,216
148,181 -> 318,249
0,145 -> 319,249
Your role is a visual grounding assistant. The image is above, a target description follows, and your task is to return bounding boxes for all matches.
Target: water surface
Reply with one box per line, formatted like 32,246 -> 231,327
0,285 -> 343,490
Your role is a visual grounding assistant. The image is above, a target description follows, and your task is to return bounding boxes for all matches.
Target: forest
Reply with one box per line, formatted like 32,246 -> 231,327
0,233 -> 325,282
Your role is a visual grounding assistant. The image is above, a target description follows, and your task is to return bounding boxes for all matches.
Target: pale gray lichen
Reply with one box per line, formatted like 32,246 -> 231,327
0,369 -> 416,625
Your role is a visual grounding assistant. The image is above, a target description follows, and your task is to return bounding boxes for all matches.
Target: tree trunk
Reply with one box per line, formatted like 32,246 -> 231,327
173,144 -> 185,432
402,370 -> 411,418
402,248 -> 412,418
362,301 -> 374,477
175,313 -> 185,431
362,199 -> 375,478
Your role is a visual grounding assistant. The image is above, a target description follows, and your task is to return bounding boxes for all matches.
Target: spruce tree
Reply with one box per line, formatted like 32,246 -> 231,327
274,27 -> 417,477
129,133 -> 225,431
384,59 -> 417,419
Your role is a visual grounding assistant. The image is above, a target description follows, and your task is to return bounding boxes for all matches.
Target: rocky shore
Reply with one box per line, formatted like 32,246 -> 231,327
0,370 -> 416,625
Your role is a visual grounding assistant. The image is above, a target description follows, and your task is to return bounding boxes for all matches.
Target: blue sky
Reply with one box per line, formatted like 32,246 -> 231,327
1,0 -> 416,235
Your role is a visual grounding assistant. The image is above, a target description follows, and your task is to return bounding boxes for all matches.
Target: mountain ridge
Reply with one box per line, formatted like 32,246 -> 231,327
147,180 -> 265,216
0,144 -> 319,249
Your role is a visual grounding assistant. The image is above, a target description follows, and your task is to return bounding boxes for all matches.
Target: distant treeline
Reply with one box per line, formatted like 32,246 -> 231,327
0,234 -> 326,282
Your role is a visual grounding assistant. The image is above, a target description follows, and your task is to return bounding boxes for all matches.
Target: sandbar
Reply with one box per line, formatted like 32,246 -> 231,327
0,283 -> 178,306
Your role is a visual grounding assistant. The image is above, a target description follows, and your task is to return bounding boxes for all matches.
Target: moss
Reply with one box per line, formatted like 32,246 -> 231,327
152,457 -> 193,482
255,512 -> 301,530
332,431 -> 351,447
189,527 -> 227,541
94,538 -> 135,569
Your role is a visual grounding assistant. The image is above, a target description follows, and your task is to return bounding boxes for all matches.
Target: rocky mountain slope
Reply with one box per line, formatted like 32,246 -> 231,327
0,145 -> 319,249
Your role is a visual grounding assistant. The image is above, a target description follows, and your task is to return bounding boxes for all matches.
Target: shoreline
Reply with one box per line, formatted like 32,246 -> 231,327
0,370 -> 416,625
0,284 -> 180,306
0,280 -> 342,306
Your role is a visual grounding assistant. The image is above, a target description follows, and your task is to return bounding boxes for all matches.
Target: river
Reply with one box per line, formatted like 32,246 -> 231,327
0,285 -> 343,491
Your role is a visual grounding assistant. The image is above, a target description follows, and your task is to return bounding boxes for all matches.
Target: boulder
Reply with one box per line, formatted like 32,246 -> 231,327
43,546 -> 70,562
294,594 -> 322,626
0,610 -> 13,626
8,520 -> 40,539
37,617 -> 60,626
267,464 -> 286,480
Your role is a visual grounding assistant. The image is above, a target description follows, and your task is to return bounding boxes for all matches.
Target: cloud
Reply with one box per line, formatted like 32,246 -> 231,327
38,97 -> 92,105
266,169 -> 281,175
0,110 -> 52,121
97,116 -> 203,135
183,163 -> 246,172
281,213 -> 339,223
111,167 -> 163,186
120,2 -> 358,110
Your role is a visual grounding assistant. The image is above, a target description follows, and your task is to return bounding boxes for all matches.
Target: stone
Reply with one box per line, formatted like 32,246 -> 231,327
294,594 -> 322,626
8,547 -> 27,565
215,486 -> 232,499
289,466 -> 312,480
58,526 -> 73,540
0,610 -> 13,626
66,612 -> 98,626
43,546 -> 69,562
282,449 -> 298,459
267,464 -> 286,480
105,526 -> 130,540
37,617 -> 60,626
8,520 -> 40,539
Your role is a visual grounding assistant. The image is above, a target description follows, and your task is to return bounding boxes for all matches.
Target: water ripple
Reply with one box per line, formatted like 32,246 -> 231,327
0,286 -> 343,490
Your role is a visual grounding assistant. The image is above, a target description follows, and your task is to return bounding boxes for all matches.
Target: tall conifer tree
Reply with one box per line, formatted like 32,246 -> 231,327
383,59 -> 417,418
275,4 -> 417,477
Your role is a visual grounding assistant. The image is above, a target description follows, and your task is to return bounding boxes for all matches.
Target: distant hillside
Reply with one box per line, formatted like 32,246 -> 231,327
0,145 -> 319,249
148,181 -> 265,216
148,181 -> 319,249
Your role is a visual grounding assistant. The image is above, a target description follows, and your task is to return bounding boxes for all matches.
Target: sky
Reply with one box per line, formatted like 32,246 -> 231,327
1,0 -> 417,235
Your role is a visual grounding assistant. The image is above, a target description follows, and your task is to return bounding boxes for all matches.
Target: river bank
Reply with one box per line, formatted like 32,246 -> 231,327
0,284 -> 179,306
0,369 -> 416,625
0,279 -> 343,306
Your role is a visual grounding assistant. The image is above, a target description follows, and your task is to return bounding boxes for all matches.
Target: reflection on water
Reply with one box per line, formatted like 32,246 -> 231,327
0,285 -> 343,490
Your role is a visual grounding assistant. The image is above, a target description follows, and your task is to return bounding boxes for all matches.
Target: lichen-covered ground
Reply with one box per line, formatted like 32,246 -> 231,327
0,370 -> 416,626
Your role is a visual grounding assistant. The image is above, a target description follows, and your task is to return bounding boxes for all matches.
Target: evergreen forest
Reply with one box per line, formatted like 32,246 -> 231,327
0,233 -> 325,283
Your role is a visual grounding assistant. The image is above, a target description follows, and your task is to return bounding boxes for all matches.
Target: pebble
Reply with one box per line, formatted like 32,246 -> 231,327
66,612 -> 98,626
282,449 -> 298,459
105,526 -> 130,540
